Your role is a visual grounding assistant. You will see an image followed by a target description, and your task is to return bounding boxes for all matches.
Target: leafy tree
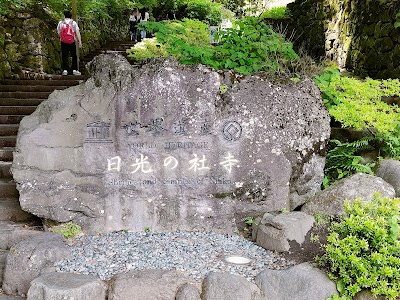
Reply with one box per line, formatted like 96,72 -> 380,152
214,0 -> 245,17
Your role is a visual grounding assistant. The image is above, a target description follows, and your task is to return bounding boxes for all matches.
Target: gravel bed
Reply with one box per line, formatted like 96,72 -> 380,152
54,230 -> 295,282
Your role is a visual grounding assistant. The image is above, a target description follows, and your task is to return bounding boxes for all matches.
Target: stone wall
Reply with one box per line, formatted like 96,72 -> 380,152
0,6 -> 128,79
284,0 -> 400,79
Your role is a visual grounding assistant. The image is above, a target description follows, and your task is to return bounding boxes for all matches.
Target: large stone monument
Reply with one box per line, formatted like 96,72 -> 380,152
12,54 -> 330,233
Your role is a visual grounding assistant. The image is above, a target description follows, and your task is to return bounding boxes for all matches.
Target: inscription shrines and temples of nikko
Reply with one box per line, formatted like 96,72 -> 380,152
12,54 -> 330,234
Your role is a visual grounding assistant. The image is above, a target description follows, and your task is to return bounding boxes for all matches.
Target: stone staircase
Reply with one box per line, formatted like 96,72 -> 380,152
79,41 -> 136,71
0,40 -> 136,291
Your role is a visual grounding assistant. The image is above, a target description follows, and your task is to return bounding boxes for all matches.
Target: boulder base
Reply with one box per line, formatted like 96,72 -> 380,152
12,55 -> 330,233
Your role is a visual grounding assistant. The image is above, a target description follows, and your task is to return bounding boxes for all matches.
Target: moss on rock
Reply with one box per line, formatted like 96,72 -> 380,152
4,43 -> 20,62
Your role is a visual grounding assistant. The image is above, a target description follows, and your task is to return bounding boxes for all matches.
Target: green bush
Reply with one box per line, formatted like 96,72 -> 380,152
142,19 -> 216,65
314,69 -> 400,135
126,37 -> 168,60
211,17 -> 298,74
315,69 -> 400,181
319,195 -> 400,299
142,17 -> 299,75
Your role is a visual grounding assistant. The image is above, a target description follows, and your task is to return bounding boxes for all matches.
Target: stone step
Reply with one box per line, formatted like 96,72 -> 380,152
0,92 -> 51,99
0,106 -> 36,115
0,79 -> 80,86
0,85 -> 68,93
0,199 -> 35,222
105,41 -> 136,46
0,148 -> 13,162
83,51 -> 128,61
0,125 -> 19,136
0,221 -> 43,250
0,99 -> 43,106
0,180 -> 18,198
0,137 -> 17,148
0,162 -> 12,179
45,75 -> 85,81
0,115 -> 24,124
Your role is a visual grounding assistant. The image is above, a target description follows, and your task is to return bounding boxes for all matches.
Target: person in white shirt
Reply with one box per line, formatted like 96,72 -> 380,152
57,10 -> 82,76
140,8 -> 150,39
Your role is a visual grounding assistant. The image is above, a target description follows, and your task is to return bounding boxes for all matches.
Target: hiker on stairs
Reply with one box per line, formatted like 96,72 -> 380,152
57,9 -> 82,76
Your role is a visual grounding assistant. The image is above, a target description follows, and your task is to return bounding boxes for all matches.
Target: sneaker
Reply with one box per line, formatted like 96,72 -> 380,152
72,70 -> 81,76
62,70 -> 68,76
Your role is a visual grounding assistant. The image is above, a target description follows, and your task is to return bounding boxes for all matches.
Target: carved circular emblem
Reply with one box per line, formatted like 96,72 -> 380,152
222,121 -> 242,141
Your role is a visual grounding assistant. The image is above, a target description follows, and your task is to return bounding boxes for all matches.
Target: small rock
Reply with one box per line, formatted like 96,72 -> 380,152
255,263 -> 337,300
302,173 -> 395,215
27,272 -> 106,300
255,212 -> 314,252
201,272 -> 261,300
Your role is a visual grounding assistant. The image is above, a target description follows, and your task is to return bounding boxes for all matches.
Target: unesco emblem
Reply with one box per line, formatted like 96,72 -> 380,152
222,121 -> 242,141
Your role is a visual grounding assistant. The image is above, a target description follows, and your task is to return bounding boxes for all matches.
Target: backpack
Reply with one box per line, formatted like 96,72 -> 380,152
60,20 -> 75,44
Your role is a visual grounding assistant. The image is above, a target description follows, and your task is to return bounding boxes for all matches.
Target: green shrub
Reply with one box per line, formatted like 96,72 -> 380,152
211,17 -> 298,74
260,6 -> 287,19
143,19 -> 212,64
143,17 -> 299,75
314,69 -> 400,135
126,37 -> 168,60
319,195 -> 400,299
